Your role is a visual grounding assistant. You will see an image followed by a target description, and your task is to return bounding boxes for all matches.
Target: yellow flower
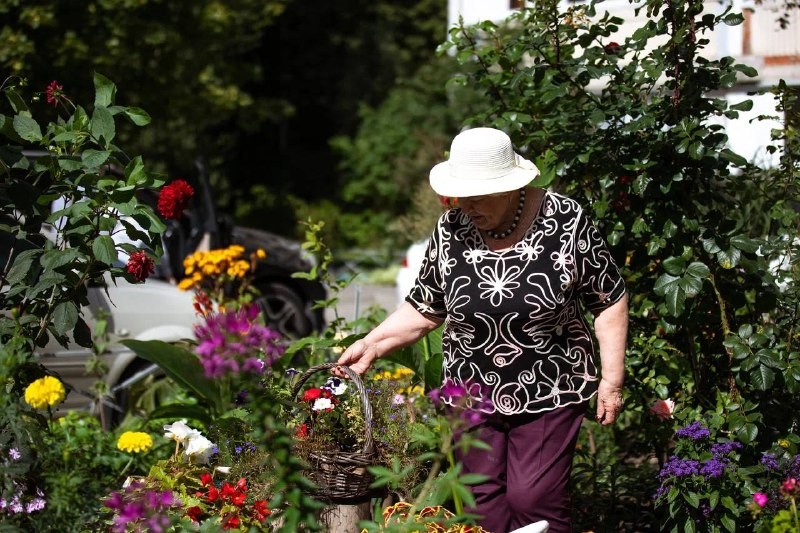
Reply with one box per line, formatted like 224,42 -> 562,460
177,277 -> 195,291
255,248 -> 266,259
24,376 -> 66,409
779,439 -> 791,449
117,431 -> 154,453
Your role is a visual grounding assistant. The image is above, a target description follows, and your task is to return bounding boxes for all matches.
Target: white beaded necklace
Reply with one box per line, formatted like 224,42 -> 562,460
486,188 -> 526,240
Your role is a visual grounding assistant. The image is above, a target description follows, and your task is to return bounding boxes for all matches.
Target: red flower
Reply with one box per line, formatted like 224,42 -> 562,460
302,388 -> 323,402
157,179 -> 194,220
222,514 -> 241,530
185,506 -> 203,522
236,478 -> 247,492
231,490 -> 246,507
295,423 -> 309,439
126,250 -> 154,282
220,482 -> 237,500
200,473 -> 213,487
253,500 -> 271,521
206,486 -> 219,502
45,80 -> 63,107
603,41 -> 622,55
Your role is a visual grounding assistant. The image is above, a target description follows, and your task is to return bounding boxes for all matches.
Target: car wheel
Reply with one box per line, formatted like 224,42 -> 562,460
102,360 -> 165,429
254,281 -> 314,339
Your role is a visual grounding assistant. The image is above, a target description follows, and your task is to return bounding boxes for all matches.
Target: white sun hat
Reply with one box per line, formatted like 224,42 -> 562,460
429,127 -> 540,198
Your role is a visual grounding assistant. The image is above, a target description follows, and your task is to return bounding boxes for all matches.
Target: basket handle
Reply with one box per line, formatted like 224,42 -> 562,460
290,362 -> 374,454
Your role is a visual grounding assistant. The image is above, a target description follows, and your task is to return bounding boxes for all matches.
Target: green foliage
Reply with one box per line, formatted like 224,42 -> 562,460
0,73 -> 164,350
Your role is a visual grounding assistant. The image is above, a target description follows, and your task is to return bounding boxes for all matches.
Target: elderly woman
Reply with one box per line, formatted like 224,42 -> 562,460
336,127 -> 628,533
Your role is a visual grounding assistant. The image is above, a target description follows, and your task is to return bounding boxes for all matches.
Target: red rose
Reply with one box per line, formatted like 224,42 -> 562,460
200,473 -> 213,487
222,514 -> 241,530
45,80 -> 63,107
157,179 -> 195,220
126,251 -> 154,282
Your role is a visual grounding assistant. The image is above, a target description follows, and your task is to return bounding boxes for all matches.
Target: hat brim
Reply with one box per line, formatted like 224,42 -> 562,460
429,157 -> 540,198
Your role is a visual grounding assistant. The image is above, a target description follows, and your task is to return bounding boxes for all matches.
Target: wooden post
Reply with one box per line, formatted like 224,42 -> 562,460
319,501 -> 372,533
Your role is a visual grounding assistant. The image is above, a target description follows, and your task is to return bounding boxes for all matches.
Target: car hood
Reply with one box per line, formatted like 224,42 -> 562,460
231,226 -> 315,273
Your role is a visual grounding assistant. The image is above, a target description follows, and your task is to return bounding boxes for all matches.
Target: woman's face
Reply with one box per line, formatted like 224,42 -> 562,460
459,191 -> 516,231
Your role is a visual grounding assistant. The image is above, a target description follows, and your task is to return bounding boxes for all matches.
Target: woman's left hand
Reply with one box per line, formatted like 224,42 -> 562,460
595,378 -> 624,425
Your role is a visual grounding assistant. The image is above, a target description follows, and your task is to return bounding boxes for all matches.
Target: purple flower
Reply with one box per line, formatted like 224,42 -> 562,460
700,457 -> 729,479
761,453 -> 780,471
25,498 -> 46,513
711,441 -> 742,456
8,448 -> 21,461
675,421 -> 710,440
659,456 -> 700,479
194,305 -> 285,378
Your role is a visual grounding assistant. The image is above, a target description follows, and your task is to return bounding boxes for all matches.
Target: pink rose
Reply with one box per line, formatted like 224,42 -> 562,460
753,492 -> 768,508
649,399 -> 675,420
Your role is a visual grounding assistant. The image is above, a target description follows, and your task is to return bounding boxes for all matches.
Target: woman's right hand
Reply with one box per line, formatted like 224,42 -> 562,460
334,339 -> 378,376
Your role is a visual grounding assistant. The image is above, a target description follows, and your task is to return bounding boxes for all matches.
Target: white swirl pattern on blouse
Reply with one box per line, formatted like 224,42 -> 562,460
407,191 -> 625,415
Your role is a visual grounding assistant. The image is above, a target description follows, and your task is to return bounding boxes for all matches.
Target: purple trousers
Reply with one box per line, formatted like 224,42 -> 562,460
455,402 -> 588,533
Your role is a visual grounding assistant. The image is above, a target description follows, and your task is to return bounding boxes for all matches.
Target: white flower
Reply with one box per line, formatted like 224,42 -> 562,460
312,398 -> 335,411
392,394 -> 406,405
163,420 -> 201,443
322,377 -> 348,395
184,435 -> 215,464
215,466 -> 232,474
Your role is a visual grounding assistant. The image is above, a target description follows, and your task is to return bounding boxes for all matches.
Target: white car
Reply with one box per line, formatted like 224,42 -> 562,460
395,240 -> 429,307
38,275 -> 198,419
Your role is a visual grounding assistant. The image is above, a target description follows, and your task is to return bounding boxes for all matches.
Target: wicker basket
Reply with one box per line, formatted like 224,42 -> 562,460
291,362 -> 377,503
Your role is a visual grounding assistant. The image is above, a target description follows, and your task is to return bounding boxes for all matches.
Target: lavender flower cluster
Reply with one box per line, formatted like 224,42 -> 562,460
0,447 -> 47,515
194,305 -> 285,378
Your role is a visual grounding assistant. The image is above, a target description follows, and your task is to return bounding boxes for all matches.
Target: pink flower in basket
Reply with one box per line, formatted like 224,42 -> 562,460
649,399 -> 675,420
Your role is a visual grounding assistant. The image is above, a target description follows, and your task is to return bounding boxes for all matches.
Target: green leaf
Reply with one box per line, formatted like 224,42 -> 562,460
717,247 -> 741,269
124,107 -> 151,126
730,235 -> 760,253
52,301 -> 79,336
662,257 -> 685,275
720,514 -> 736,532
722,13 -> 744,26
92,235 -> 118,265
13,114 -> 43,142
40,248 -> 82,270
688,141 -> 705,160
6,248 -> 41,285
735,64 -> 758,78
93,72 -> 117,107
719,149 -> 747,166
81,149 -> 112,168
685,262 -> 709,279
91,105 -> 116,146
750,364 -> 775,390
684,491 -> 700,508
735,423 -> 758,444
729,99 -> 753,112
121,340 -> 224,414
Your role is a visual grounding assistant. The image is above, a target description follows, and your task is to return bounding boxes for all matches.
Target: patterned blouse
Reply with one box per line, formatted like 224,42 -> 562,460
406,190 -> 626,415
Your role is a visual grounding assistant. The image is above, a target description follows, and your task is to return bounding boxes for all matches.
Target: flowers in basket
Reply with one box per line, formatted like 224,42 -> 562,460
293,375 -> 360,453
185,472 -> 272,530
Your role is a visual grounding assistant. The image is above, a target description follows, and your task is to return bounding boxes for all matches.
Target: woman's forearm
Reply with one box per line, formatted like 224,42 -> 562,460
594,296 -> 628,386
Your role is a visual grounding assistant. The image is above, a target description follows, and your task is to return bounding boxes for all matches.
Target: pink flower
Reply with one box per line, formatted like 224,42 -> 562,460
157,179 -> 194,220
126,251 -> 154,282
649,399 -> 675,420
781,477 -> 798,496
45,80 -> 63,107
753,492 -> 769,508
